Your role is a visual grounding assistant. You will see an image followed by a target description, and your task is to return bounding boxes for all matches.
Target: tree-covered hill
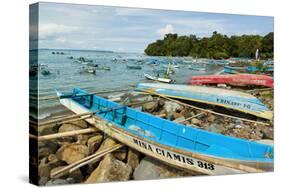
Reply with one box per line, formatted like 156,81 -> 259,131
144,32 -> 273,59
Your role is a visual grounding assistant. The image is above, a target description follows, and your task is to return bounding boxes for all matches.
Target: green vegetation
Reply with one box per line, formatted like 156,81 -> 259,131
144,32 -> 273,59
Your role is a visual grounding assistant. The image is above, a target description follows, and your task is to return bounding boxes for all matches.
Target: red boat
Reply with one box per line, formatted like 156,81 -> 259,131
189,74 -> 273,88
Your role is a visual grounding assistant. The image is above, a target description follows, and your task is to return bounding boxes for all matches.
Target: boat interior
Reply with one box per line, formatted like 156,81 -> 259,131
67,88 -> 273,163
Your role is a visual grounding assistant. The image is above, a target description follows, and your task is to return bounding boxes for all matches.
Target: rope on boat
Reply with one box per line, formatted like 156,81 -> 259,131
141,91 -> 270,126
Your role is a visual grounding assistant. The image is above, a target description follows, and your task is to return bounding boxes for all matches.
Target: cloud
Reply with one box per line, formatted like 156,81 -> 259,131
39,23 -> 78,40
115,8 -> 152,16
157,24 -> 175,37
55,37 -> 66,43
161,18 -> 226,36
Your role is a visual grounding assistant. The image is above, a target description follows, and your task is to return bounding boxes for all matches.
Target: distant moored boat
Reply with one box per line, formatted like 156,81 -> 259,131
144,73 -> 172,83
189,74 -> 273,88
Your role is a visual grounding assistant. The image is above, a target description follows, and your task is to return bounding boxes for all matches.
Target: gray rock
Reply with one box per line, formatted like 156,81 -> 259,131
191,118 -> 201,125
39,158 -> 51,179
234,124 -> 243,129
39,177 -> 48,186
217,84 -> 227,88
131,95 -> 153,103
43,141 -> 59,154
45,179 -> 70,186
262,128 -> 274,139
85,154 -> 132,183
133,157 -> 191,180
113,147 -> 127,161
87,134 -> 103,154
127,149 -> 140,170
143,101 -> 158,112
47,154 -> 63,168
39,126 -> 58,136
58,123 -> 82,133
39,147 -> 51,159
207,124 -> 223,133
95,137 -> 118,153
207,115 -> 216,122
164,101 -> 183,113
174,116 -> 186,123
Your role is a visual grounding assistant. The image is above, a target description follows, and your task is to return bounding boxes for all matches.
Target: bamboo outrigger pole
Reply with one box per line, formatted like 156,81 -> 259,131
38,99 -> 154,128
31,87 -> 134,101
36,128 -> 99,141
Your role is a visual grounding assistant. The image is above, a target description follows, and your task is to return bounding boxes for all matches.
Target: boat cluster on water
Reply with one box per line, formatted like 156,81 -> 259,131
29,64 -> 52,77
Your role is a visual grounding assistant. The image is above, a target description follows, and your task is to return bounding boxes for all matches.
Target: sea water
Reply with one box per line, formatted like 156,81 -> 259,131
30,49 -> 223,119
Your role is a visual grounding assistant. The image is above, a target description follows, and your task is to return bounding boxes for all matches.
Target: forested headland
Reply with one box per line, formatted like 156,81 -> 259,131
144,32 -> 273,59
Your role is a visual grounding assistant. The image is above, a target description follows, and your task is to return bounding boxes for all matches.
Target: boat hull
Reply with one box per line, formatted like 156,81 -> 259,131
144,74 -> 172,83
189,74 -> 273,88
224,66 -> 247,74
136,83 -> 273,120
58,97 -> 272,175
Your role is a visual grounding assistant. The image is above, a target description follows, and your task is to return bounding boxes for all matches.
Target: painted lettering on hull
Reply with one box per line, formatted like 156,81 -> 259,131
216,98 -> 251,109
133,138 -> 215,171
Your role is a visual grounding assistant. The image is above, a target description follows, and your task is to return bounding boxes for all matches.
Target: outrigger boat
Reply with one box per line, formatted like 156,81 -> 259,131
189,74 -> 273,88
144,73 -> 172,83
224,66 -> 247,74
126,65 -> 142,70
136,83 -> 273,120
57,88 -> 273,175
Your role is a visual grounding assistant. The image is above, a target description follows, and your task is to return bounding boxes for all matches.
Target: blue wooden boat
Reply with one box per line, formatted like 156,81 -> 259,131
247,66 -> 273,73
126,64 -> 142,70
57,88 -> 273,175
136,83 -> 273,120
224,66 -> 247,74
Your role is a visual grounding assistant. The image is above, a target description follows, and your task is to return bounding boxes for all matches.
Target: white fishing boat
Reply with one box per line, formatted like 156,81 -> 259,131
144,73 -> 172,83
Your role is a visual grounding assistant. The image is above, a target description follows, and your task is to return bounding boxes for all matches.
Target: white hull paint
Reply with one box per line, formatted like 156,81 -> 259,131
144,74 -> 172,83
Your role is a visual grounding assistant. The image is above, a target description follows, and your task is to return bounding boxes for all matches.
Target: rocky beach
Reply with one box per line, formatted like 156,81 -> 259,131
31,87 -> 273,186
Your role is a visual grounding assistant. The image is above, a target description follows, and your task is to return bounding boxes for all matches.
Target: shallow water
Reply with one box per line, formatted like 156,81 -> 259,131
30,49 -> 223,119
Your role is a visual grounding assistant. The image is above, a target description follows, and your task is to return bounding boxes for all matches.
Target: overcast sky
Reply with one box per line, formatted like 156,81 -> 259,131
33,2 -> 274,53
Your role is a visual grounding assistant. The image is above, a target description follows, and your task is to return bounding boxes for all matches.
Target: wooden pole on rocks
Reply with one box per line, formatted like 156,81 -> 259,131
51,143 -> 123,178
176,112 -> 205,124
37,128 -> 98,141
